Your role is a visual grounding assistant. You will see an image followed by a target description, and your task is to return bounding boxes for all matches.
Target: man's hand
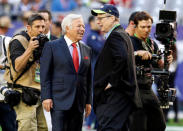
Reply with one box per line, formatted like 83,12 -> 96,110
158,54 -> 173,68
0,65 -> 4,69
27,37 -> 39,52
104,83 -> 112,90
85,104 -> 91,118
42,99 -> 53,112
167,54 -> 173,64
136,50 -> 152,60
15,37 -> 40,72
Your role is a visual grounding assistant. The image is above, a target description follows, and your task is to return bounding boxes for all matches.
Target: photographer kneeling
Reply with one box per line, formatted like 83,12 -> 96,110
4,14 -> 48,131
129,11 -> 173,131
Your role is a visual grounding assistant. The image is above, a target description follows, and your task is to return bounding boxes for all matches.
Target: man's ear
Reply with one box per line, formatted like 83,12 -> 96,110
26,25 -> 31,31
66,25 -> 70,32
111,15 -> 116,21
130,21 -> 136,28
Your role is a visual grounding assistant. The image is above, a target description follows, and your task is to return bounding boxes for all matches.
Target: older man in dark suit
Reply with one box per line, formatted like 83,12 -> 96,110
91,4 -> 142,131
40,14 -> 92,131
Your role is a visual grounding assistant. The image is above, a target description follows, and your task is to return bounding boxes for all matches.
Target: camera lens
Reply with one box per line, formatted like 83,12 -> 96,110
159,25 -> 169,34
156,23 -> 171,37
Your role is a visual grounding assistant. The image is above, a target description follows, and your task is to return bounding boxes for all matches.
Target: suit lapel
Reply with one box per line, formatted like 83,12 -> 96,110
61,38 -> 85,73
60,37 -> 76,72
78,42 -> 84,72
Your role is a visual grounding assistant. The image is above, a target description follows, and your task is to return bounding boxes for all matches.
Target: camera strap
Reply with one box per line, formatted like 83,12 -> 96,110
134,34 -> 155,54
142,41 -> 154,54
13,60 -> 36,84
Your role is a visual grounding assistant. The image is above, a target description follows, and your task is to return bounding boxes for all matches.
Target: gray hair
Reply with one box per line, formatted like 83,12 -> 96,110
61,14 -> 83,35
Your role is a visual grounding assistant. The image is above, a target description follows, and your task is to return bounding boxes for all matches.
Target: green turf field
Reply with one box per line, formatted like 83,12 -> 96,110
167,119 -> 183,126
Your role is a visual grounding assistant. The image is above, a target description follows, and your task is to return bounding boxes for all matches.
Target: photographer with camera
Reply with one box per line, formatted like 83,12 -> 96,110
3,14 -> 48,131
129,11 -> 173,131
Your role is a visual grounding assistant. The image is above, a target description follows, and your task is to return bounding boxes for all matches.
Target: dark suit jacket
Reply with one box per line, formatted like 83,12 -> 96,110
94,25 -> 142,109
50,34 -> 58,41
40,36 -> 92,112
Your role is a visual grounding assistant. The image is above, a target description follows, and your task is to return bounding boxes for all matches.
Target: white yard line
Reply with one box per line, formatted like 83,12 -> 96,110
166,127 -> 183,131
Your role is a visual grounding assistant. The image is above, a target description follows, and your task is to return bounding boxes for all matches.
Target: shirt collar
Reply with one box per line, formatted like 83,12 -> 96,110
64,35 -> 79,47
46,31 -> 51,40
134,33 -> 149,43
104,24 -> 120,39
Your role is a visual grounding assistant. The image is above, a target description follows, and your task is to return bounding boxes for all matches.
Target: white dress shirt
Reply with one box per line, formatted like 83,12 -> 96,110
64,35 -> 81,65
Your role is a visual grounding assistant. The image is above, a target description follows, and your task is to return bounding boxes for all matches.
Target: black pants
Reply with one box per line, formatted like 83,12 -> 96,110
0,102 -> 17,131
95,89 -> 133,131
51,102 -> 83,131
129,89 -> 166,131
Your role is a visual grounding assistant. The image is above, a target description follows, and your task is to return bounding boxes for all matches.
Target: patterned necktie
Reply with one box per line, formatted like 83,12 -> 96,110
72,43 -> 79,72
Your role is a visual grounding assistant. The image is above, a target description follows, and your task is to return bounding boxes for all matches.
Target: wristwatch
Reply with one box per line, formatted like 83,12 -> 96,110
134,51 -> 138,56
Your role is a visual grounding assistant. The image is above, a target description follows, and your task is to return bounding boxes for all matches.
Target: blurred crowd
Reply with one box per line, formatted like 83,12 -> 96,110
0,0 -> 135,38
0,0 -> 133,16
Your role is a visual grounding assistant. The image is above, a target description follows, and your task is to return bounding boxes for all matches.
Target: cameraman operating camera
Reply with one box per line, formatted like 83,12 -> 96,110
3,14 -> 48,131
129,11 -> 173,131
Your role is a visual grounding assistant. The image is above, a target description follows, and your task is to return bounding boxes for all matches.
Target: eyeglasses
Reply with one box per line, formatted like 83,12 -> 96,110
96,15 -> 112,21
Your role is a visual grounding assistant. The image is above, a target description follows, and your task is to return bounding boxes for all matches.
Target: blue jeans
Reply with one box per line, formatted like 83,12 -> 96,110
0,102 -> 17,131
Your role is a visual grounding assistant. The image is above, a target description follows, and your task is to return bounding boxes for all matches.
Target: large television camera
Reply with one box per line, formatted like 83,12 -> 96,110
154,10 -> 177,109
155,10 -> 177,43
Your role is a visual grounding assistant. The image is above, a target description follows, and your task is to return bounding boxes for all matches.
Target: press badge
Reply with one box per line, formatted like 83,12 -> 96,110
34,67 -> 40,83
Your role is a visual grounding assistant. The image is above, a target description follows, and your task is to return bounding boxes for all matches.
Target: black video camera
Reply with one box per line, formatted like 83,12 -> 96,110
157,86 -> 176,108
152,72 -> 177,109
154,10 -> 177,109
135,54 -> 162,77
0,85 -> 21,106
33,34 -> 49,60
155,10 -> 177,43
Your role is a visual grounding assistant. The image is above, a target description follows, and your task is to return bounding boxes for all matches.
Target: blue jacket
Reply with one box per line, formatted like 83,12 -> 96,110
40,36 -> 92,112
86,30 -> 104,67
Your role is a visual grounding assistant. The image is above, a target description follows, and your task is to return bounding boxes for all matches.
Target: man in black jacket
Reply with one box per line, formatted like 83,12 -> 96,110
130,11 -> 173,131
91,4 -> 142,131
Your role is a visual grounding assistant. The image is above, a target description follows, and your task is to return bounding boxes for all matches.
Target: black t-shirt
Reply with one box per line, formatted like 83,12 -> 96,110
131,36 -> 159,65
130,36 -> 159,88
131,36 -> 159,54
9,31 -> 30,70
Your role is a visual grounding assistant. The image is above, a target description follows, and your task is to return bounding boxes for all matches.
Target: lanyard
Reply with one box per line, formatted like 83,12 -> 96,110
111,24 -> 120,31
134,33 -> 154,54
